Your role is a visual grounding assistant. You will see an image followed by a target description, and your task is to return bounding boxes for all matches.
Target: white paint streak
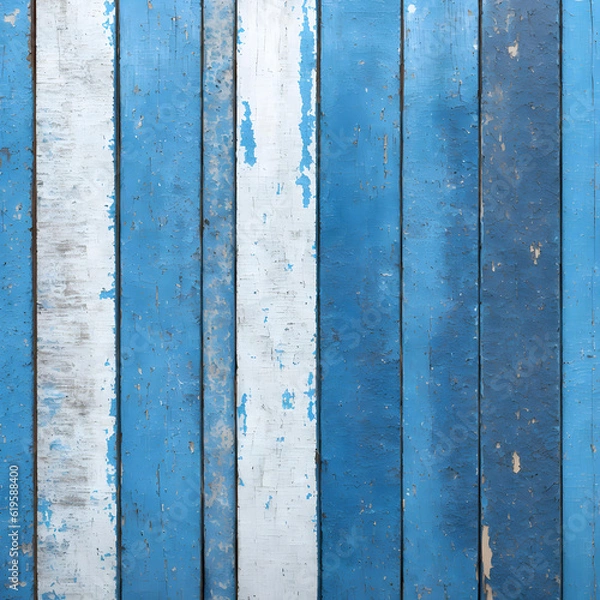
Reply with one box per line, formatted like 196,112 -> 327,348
508,40 -> 519,58
236,0 -> 318,597
36,1 -> 117,596
3,8 -> 20,26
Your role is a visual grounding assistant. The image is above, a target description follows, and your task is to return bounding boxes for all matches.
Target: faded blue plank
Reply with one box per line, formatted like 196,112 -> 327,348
119,1 -> 202,597
480,0 -> 561,597
202,0 -> 236,597
0,2 -> 34,596
401,1 -> 479,596
563,0 -> 600,597
319,1 -> 402,595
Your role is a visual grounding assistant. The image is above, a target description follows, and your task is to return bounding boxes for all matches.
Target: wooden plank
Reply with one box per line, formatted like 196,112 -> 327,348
0,2 -> 34,595
36,0 -> 118,597
202,0 -> 236,597
119,1 -> 202,596
319,1 -> 402,595
480,0 -> 561,596
236,1 -> 318,596
401,1 -> 479,596
563,0 -> 600,596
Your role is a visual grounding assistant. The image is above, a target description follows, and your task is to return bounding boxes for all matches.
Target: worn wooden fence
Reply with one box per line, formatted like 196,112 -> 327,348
0,0 -> 598,598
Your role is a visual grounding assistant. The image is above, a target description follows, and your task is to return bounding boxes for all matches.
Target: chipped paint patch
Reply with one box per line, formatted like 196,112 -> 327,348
282,389 -> 296,410
512,451 -> 521,473
3,8 -> 20,26
238,393 -> 249,434
482,525 -> 493,580
240,101 -> 257,166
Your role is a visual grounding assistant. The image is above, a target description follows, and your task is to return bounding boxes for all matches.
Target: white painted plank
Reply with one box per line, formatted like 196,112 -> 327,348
236,1 -> 318,597
36,1 -> 118,597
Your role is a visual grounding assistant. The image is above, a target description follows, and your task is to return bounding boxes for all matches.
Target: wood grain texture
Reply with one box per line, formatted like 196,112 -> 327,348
0,2 -> 34,595
319,1 -> 402,595
480,0 -> 561,596
563,0 -> 600,596
202,0 -> 236,597
236,1 -> 318,597
119,1 -> 202,597
36,1 -> 118,597
402,1 -> 479,596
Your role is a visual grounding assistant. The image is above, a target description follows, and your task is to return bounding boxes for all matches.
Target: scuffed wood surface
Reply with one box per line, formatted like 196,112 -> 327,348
236,0 -> 318,597
402,0 -> 480,595
480,0 -> 561,596
202,0 -> 237,597
319,0 -> 402,595
563,0 -> 600,596
36,0 -> 118,597
0,1 -> 35,595
119,0 -> 203,596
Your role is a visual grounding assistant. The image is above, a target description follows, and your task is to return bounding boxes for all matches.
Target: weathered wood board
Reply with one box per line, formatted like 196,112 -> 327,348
202,0 -> 237,597
480,0 -> 562,596
0,1 -> 34,595
319,0 -> 402,595
36,0 -> 118,597
563,0 -> 600,597
236,0 -> 319,597
402,0 -> 480,596
119,1 -> 203,597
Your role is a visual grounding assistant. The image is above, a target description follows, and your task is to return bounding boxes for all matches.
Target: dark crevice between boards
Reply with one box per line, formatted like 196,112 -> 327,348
315,0 -> 323,597
30,0 -> 39,595
114,0 -> 123,597
399,0 -> 405,595
199,2 -> 205,598
558,0 -> 564,591
477,0 -> 483,595
232,0 -> 240,594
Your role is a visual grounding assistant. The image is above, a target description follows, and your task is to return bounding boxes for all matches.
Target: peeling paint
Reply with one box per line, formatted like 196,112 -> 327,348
512,451 -> 521,473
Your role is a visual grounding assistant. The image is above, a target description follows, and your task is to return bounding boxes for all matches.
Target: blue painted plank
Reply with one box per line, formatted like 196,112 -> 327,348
401,1 -> 479,596
0,3 -> 34,596
119,1 -> 202,597
202,0 -> 236,597
563,0 -> 600,597
319,1 -> 402,595
480,0 -> 561,597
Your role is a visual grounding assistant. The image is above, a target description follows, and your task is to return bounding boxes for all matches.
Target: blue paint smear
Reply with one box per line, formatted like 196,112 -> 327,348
238,393 -> 249,434
294,1 -> 316,208
265,495 -> 273,510
240,101 -> 257,166
38,498 -> 53,530
296,173 -> 312,209
99,288 -> 115,300
298,2 -> 315,174
282,389 -> 295,410
42,594 -> 66,600
304,372 -> 316,421
237,15 -> 245,47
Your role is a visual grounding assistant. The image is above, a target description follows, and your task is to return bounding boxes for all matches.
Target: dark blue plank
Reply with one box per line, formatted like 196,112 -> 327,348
319,1 -> 402,595
0,3 -> 34,596
562,0 -> 600,596
119,1 -> 202,596
480,1 -> 561,596
202,0 -> 236,597
402,1 -> 480,596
